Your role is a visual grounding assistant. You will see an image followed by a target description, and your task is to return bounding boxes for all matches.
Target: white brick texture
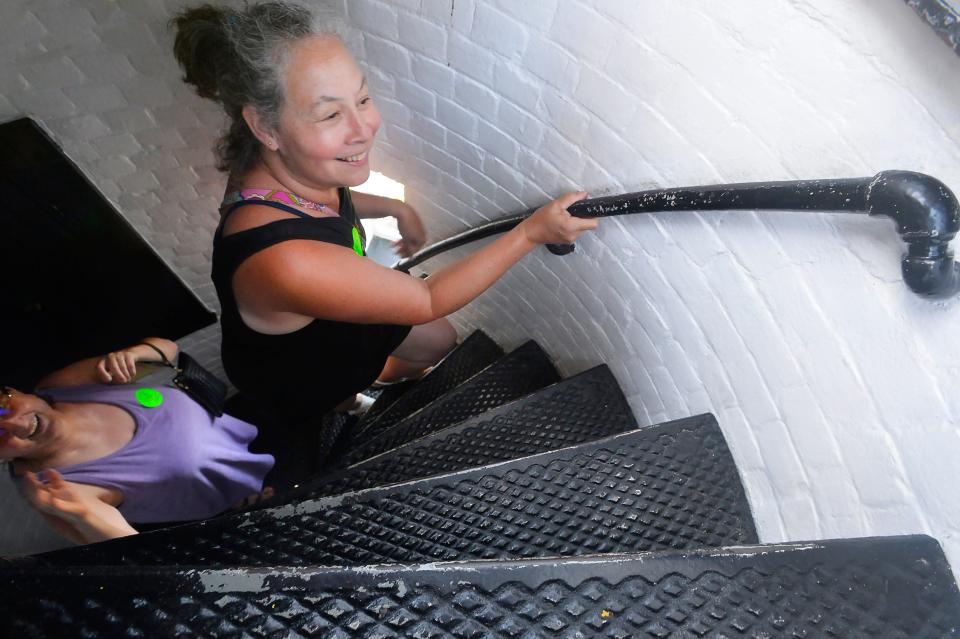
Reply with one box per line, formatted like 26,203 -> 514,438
4,0 -> 960,582
348,0 -> 960,580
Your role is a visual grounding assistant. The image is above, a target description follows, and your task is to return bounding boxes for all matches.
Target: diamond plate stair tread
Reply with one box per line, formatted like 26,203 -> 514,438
345,340 -> 561,465
5,536 -> 959,638
293,364 -> 638,503
36,413 -> 756,568
356,330 -> 503,434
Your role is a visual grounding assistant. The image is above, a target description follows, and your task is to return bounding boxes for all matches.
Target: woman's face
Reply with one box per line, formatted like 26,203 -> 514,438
0,387 -> 55,460
272,36 -> 381,190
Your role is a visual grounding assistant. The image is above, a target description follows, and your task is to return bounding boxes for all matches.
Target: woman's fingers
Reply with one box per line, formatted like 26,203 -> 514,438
100,351 -> 138,384
96,358 -> 113,383
393,239 -> 419,258
22,472 -> 42,501
122,352 -> 137,381
25,470 -> 86,520
573,217 -> 600,231
23,472 -> 56,513
554,190 -> 588,210
107,353 -> 122,382
44,468 -> 68,488
114,352 -> 134,381
542,192 -> 598,243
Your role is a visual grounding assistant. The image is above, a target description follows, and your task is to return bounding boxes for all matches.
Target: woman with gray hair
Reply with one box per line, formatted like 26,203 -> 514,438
170,2 -> 597,444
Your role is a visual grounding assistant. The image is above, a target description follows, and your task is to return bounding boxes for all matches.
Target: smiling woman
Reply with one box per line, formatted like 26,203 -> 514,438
170,1 -> 597,470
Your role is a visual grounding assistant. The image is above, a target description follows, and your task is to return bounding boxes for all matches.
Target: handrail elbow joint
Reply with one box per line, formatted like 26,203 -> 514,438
866,170 -> 960,298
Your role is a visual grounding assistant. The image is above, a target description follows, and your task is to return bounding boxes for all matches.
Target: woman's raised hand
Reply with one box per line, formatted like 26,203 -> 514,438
23,470 -> 90,528
521,191 -> 598,246
24,469 -> 138,543
393,203 -> 427,257
96,348 -> 142,384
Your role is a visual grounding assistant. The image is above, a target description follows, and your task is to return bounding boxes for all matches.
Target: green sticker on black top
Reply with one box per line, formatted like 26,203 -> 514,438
135,387 -> 164,408
351,226 -> 364,256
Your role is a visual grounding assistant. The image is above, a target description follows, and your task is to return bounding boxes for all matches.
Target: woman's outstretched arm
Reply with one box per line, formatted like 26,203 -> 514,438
35,338 -> 179,389
233,192 -> 598,328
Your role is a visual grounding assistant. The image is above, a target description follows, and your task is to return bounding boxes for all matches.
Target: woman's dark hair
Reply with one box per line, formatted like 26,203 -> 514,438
170,2 -> 347,175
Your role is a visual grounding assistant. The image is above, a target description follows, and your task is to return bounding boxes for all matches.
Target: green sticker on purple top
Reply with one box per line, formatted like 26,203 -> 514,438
135,387 -> 164,408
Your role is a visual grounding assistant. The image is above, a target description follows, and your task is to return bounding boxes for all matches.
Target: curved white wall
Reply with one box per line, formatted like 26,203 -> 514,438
1,0 -> 958,570
351,0 -> 960,572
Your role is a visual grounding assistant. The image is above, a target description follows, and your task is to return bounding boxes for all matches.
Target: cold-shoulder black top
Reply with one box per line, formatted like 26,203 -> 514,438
211,187 -> 411,424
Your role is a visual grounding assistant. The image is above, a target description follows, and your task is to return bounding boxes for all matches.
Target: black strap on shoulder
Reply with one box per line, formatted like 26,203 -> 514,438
224,199 -> 314,221
217,199 -> 316,240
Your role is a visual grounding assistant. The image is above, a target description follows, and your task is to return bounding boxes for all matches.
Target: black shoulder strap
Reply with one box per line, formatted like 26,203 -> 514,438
338,187 -> 365,241
223,199 -> 314,223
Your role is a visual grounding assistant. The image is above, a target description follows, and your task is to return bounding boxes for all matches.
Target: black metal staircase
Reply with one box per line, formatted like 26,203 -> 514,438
2,331 -> 959,637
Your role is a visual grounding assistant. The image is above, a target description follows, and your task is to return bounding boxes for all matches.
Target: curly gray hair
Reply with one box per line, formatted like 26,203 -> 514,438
170,2 -> 349,175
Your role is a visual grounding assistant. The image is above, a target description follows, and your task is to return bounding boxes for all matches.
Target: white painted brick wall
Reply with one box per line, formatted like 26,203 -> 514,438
4,0 -> 960,582
345,0 -> 960,580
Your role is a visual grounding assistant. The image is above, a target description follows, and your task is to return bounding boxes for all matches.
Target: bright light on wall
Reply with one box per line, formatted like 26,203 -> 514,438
354,171 -> 405,264
355,171 -> 405,202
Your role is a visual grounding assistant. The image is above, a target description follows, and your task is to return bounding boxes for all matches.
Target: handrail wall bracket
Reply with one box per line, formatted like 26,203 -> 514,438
866,170 -> 960,299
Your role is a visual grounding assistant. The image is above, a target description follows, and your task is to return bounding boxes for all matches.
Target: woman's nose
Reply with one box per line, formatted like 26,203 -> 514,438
0,411 -> 30,437
344,115 -> 364,142
345,110 -> 374,143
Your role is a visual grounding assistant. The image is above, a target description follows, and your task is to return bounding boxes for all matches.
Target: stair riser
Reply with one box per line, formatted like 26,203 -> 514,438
356,330 -> 503,434
294,364 -> 637,502
345,341 -> 561,464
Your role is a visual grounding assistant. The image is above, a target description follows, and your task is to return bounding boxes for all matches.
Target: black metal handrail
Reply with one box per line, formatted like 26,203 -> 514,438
395,171 -> 960,299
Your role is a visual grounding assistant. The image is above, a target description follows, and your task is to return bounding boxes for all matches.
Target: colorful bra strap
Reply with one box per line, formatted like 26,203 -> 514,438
221,189 -> 365,257
222,189 -> 338,216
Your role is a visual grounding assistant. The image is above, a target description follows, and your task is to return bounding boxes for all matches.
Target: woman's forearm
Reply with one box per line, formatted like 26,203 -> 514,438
420,193 -> 594,320
422,223 -> 537,319
76,503 -> 139,543
351,191 -> 408,220
134,337 -> 179,364
36,338 -> 178,388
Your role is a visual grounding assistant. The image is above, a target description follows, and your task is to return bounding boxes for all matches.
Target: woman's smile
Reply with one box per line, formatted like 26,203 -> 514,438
26,413 -> 42,439
336,150 -> 368,165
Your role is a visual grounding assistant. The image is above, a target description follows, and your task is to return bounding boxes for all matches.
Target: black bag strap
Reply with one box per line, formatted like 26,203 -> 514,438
137,342 -> 175,368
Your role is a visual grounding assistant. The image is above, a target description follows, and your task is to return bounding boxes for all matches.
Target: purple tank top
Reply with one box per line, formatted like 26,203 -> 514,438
40,384 -> 274,523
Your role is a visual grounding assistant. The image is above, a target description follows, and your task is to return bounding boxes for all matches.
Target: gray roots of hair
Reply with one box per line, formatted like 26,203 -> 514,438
170,2 -> 348,176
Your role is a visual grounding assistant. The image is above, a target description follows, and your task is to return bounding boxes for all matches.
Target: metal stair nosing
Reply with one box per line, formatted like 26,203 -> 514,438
344,340 -> 561,465
5,536 -> 960,638
355,329 -> 503,435
33,413 -> 756,568
294,363 -> 638,502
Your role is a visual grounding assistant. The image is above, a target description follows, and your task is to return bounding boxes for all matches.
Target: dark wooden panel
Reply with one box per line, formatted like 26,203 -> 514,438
0,118 -> 215,388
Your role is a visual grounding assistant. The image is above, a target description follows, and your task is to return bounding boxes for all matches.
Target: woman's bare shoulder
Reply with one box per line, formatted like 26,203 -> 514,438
220,202 -> 303,237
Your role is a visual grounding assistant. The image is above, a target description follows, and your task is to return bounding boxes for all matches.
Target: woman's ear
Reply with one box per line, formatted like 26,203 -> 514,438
242,105 -> 279,151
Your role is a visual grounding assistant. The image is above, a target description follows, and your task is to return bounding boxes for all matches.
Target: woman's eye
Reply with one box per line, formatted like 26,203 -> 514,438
359,96 -> 372,106
321,111 -> 340,121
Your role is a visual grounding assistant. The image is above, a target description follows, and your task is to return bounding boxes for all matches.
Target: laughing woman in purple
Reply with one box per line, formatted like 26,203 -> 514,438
1,338 -> 273,545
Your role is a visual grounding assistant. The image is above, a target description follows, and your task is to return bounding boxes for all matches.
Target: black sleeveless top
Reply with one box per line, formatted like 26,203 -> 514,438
212,187 -> 411,423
